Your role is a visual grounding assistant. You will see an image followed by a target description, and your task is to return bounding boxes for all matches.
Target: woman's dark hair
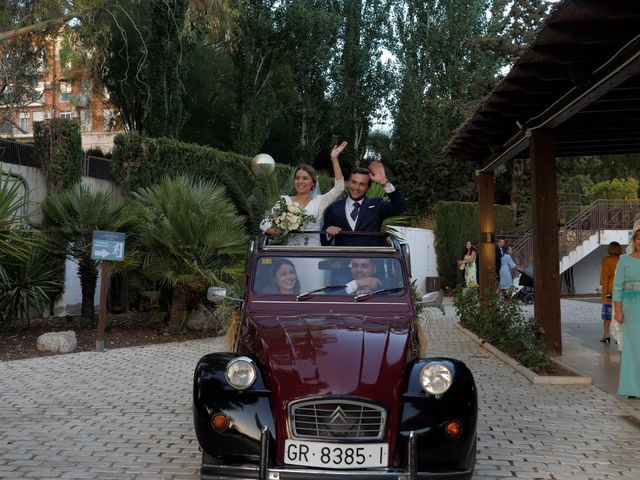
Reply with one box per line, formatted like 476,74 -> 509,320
461,240 -> 475,258
294,164 -> 318,190
608,241 -> 622,256
263,258 -> 300,294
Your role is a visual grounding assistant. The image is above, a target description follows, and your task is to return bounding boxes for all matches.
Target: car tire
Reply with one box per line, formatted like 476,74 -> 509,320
524,294 -> 534,305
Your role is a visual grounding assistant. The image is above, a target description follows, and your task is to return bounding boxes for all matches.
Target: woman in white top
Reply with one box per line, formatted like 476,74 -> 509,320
261,142 -> 346,246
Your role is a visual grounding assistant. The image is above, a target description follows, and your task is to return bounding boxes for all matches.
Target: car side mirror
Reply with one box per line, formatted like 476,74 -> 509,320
416,291 -> 443,307
207,287 -> 227,302
206,287 -> 244,306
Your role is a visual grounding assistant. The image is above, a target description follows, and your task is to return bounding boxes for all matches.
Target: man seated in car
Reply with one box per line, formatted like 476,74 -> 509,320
344,258 -> 385,295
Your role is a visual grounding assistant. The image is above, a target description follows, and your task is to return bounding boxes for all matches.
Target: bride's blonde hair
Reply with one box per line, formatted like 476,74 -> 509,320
631,229 -> 640,253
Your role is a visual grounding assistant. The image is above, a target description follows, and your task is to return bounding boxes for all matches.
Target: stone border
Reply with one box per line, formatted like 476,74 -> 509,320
455,322 -> 592,385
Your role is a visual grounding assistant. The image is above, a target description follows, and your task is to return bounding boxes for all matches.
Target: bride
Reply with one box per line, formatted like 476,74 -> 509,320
261,141 -> 347,246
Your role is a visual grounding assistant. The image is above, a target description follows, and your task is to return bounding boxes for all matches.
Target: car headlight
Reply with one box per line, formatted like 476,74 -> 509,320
225,356 -> 257,390
419,362 -> 453,395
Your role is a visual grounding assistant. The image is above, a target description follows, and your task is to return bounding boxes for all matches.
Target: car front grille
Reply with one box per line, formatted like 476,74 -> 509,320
289,399 -> 386,441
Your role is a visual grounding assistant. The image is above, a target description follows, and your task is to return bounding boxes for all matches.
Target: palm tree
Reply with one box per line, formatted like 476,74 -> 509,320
220,163 -> 293,234
133,175 -> 247,334
0,174 -> 31,282
41,183 -> 135,323
0,241 -> 64,328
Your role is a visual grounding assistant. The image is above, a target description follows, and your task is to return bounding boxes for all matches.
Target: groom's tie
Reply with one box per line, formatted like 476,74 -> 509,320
351,202 -> 360,221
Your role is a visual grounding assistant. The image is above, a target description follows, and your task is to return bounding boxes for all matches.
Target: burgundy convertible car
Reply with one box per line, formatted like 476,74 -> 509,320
193,236 -> 477,479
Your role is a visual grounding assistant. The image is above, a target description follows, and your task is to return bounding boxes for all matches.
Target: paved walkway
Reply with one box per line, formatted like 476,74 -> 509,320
0,300 -> 639,479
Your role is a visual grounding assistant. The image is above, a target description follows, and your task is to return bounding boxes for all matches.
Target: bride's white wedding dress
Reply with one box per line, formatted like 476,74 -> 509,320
261,179 -> 344,246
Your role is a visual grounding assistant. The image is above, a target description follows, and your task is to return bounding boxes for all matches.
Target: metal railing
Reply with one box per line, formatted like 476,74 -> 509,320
510,200 -> 640,268
0,139 -> 114,181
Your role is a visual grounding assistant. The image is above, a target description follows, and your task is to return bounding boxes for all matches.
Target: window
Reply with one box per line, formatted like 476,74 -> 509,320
80,110 -> 93,132
103,109 -> 115,131
32,112 -> 45,123
60,111 -> 73,120
60,82 -> 72,103
253,256 -> 405,296
19,113 -> 29,133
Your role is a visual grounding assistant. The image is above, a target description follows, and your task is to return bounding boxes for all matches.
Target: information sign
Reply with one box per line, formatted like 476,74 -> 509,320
91,231 -> 125,262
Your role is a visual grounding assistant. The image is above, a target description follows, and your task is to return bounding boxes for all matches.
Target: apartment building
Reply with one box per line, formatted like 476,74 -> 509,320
0,35 -> 120,153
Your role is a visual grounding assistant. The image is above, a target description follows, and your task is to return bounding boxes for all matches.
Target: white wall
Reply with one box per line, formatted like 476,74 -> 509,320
53,259 -> 103,316
571,245 -> 607,295
570,230 -> 631,295
392,227 -> 437,295
1,163 -> 121,316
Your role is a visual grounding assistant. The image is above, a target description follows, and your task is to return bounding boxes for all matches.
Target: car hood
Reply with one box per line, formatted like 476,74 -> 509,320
249,314 -> 411,402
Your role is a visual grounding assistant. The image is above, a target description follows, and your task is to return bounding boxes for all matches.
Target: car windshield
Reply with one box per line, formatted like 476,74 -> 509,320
253,256 -> 406,297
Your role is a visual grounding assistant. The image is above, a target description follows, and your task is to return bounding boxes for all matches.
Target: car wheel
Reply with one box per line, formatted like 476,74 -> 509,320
524,294 -> 534,305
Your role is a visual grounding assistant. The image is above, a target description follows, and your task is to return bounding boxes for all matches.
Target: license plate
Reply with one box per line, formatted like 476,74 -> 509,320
284,440 -> 388,469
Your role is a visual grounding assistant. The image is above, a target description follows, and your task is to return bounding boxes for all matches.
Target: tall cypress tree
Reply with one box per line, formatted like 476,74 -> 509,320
331,0 -> 393,165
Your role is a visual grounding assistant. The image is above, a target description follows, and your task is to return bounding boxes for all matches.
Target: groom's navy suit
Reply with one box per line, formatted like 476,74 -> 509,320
321,189 -> 408,246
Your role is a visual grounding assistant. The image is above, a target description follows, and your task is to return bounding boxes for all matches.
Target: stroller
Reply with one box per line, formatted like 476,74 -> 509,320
512,268 -> 534,305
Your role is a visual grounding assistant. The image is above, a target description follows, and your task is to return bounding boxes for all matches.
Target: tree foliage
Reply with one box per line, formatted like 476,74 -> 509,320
586,177 -> 639,202
133,175 -> 247,333
99,0 -> 190,137
331,0 -> 393,165
41,183 -> 135,323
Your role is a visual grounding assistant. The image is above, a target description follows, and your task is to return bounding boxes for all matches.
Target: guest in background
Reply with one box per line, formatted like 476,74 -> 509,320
495,238 -> 505,283
499,246 -> 517,291
599,241 -> 622,343
458,241 -> 477,288
612,229 -> 640,398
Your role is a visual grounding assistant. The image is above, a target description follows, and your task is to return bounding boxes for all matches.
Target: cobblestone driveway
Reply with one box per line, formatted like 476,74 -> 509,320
1,302 -> 640,479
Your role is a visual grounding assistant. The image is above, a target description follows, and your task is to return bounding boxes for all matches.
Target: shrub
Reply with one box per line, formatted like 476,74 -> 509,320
34,118 -> 83,193
586,177 -> 639,201
451,287 -> 552,374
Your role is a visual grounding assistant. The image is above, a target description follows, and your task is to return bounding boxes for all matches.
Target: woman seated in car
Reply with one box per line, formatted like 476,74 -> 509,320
260,258 -> 301,295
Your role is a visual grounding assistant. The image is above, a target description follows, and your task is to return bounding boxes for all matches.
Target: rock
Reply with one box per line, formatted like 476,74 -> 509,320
186,305 -> 209,331
36,331 -> 77,354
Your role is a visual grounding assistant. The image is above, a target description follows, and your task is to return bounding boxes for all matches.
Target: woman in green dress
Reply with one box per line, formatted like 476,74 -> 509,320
613,229 -> 640,398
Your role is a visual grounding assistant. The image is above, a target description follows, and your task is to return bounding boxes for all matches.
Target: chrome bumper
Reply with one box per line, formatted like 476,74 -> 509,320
201,428 -> 473,480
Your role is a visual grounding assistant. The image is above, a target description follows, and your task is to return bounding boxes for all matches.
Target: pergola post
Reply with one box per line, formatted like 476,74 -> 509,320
477,168 -> 496,301
530,129 -> 562,355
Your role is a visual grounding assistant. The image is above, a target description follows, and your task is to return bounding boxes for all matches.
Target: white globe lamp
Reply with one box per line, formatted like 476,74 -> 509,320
251,153 -> 275,175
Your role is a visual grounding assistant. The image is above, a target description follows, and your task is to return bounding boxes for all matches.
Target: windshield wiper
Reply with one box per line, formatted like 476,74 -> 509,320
354,287 -> 405,301
297,285 -> 346,301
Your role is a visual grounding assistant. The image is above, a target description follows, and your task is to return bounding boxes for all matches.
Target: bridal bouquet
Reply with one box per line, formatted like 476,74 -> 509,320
266,198 -> 315,239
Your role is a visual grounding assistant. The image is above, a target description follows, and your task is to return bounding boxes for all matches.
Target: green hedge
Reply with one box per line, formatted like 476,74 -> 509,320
111,133 -> 259,192
34,119 -> 83,193
110,133 -> 341,236
434,201 -> 515,288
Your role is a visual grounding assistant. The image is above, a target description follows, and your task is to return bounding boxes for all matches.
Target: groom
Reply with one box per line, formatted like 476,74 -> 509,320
321,160 -> 408,246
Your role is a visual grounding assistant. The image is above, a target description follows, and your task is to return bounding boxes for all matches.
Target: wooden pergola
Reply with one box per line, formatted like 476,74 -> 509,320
445,0 -> 640,355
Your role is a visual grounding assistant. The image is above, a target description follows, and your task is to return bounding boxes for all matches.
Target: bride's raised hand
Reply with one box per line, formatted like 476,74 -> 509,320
331,141 -> 348,160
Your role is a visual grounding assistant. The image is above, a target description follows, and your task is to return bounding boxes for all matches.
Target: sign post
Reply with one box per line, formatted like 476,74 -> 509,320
91,231 -> 125,352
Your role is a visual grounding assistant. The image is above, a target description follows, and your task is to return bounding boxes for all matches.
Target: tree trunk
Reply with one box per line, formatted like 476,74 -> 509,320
78,258 -> 98,325
168,290 -> 186,335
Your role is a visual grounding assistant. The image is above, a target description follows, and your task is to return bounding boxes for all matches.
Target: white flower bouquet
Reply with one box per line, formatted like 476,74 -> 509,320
266,198 -> 315,241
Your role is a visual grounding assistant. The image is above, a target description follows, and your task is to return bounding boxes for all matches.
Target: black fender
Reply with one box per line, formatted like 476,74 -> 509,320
395,358 -> 477,470
193,353 -> 274,464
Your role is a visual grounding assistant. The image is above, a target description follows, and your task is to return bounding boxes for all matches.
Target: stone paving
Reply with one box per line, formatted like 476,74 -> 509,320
1,301 -> 639,479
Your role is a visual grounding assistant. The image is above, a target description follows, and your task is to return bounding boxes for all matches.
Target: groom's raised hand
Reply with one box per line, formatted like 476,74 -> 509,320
367,160 -> 388,186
